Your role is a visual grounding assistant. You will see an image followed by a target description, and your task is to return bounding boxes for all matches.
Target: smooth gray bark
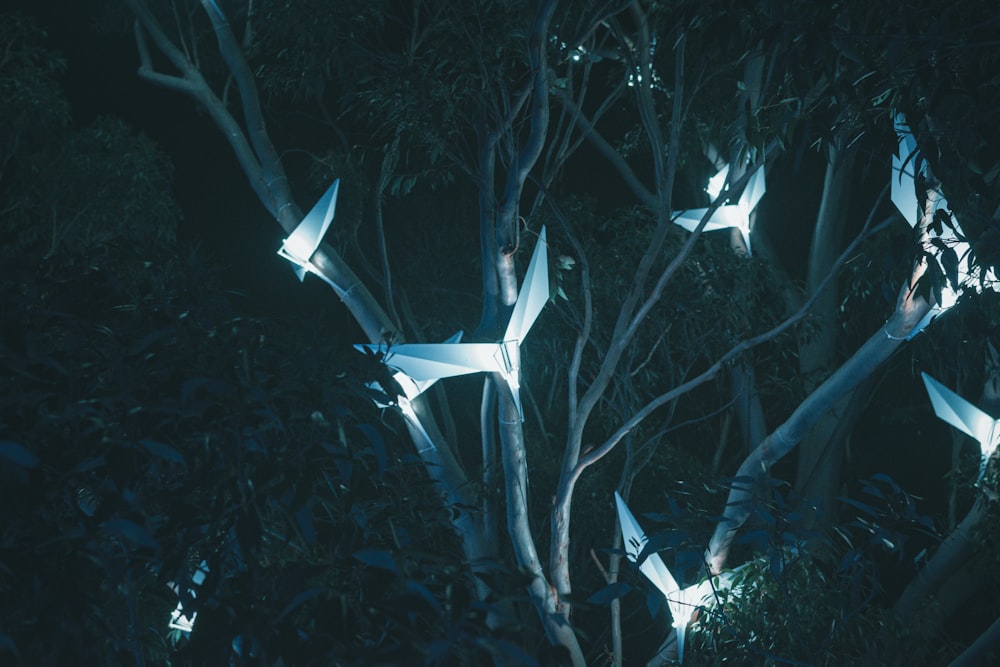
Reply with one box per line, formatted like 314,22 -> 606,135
707,272 -> 934,573
795,148 -> 858,508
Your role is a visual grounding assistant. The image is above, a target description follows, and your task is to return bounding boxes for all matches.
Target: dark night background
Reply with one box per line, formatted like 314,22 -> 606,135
11,0 -> 333,320
2,1 -> 1000,666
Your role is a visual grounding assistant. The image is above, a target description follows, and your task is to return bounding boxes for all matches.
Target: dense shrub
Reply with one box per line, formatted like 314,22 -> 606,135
0,243 -> 498,666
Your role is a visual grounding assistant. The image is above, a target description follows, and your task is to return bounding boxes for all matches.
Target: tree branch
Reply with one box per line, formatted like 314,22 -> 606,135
706,260 -> 935,573
553,87 -> 658,209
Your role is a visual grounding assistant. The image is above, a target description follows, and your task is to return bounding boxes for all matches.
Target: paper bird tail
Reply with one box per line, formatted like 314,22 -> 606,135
676,624 -> 687,664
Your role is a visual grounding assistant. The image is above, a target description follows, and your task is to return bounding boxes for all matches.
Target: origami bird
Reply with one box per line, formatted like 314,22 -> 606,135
356,227 -> 549,421
168,560 -> 209,634
671,164 -> 766,254
614,491 -> 715,663
922,372 -> 1000,485
276,179 -> 348,297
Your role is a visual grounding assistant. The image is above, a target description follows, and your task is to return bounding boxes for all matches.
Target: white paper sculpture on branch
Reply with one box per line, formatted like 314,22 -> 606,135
615,491 -> 714,663
167,560 -> 209,634
671,164 -> 766,254
356,227 -> 549,421
922,372 -> 1000,484
891,116 -> 997,335
276,179 -> 349,297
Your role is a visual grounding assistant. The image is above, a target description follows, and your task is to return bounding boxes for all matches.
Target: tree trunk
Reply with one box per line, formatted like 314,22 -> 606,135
795,147 -> 857,509
498,390 -> 586,666
948,614 -> 1000,667
707,267 -> 934,573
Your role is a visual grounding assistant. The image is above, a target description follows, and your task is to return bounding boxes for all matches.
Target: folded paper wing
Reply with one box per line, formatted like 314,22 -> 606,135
892,118 -> 924,226
368,332 -> 464,453
615,491 -> 680,595
671,166 -> 766,254
922,372 -> 1000,483
505,225 -> 551,344
615,491 -> 712,663
387,331 -> 465,401
355,227 -> 549,421
277,179 -> 346,295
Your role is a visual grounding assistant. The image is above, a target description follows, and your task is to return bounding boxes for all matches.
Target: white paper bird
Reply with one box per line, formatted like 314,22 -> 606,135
922,372 -> 1000,484
615,491 -> 715,663
167,560 -> 209,634
356,227 -> 549,421
277,179 -> 348,296
671,164 -> 766,254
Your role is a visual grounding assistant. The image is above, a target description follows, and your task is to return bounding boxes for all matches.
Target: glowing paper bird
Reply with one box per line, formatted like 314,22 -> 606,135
276,179 -> 348,296
356,227 -> 549,421
922,372 -> 1000,484
615,491 -> 714,663
671,164 -> 766,254
168,560 -> 209,634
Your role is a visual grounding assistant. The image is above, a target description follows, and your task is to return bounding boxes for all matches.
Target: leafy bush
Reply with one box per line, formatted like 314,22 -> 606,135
0,242 -> 499,666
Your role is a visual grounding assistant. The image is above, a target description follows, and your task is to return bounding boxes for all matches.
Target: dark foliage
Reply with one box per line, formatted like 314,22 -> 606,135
0,241 -> 501,666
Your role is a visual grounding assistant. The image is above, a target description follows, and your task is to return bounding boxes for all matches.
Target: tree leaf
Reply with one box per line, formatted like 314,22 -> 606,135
101,519 -> 160,551
357,423 -> 386,479
940,246 -> 960,289
587,581 -> 632,605
0,441 -> 39,469
353,548 -> 398,574
277,588 -> 324,621
138,438 -> 186,465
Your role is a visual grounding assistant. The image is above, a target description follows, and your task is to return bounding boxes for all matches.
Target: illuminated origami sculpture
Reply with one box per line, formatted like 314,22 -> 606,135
168,560 -> 209,634
615,491 -> 714,663
276,179 -> 349,297
671,163 -> 766,253
922,372 -> 1000,484
356,227 -> 549,421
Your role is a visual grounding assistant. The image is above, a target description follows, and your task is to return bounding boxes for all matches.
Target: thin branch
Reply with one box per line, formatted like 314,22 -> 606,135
553,87 -> 657,209
199,0 -> 291,215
